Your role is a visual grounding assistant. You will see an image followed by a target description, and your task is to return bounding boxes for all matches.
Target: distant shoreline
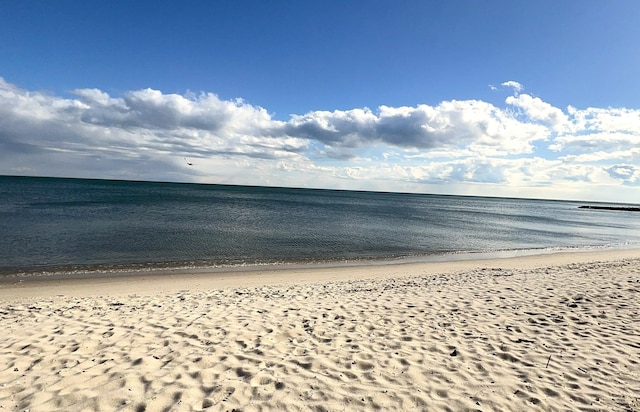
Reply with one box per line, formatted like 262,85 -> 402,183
579,205 -> 640,211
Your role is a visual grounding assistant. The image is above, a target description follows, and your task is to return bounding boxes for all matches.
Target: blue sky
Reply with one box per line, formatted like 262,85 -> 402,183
1,1 -> 639,202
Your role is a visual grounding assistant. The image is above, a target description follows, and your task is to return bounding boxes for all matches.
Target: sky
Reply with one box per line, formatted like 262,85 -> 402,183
1,1 -> 639,202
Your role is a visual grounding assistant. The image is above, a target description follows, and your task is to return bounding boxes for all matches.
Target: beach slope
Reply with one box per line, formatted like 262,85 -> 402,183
1,250 -> 639,411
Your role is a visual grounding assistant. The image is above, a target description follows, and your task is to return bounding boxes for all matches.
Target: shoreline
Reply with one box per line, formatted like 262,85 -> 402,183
1,247 -> 639,300
3,241 -> 639,282
2,248 -> 639,411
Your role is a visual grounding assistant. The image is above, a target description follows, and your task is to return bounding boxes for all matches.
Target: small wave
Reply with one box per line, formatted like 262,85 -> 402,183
3,242 -> 638,282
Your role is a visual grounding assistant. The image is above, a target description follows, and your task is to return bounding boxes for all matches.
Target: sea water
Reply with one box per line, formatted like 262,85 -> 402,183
1,175 -> 639,277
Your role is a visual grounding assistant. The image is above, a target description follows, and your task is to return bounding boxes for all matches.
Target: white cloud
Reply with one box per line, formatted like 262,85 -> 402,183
559,148 -> 640,163
567,106 -> 640,134
284,100 -> 550,156
501,80 -> 524,93
506,94 -> 568,132
606,164 -> 640,183
0,78 -> 306,162
550,132 -> 640,152
1,76 -> 639,201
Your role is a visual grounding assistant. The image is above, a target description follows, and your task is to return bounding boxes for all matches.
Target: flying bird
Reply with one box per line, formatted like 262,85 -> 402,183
184,157 -> 193,166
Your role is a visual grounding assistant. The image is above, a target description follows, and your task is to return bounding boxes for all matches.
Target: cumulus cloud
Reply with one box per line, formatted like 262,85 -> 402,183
1,76 -> 639,200
501,80 -> 524,94
283,100 -> 549,156
505,94 -> 568,132
567,106 -> 640,134
549,105 -> 640,154
607,164 -> 640,183
0,78 -> 304,162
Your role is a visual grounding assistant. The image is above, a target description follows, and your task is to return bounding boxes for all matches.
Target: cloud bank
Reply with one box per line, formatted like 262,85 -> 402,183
1,77 -> 639,201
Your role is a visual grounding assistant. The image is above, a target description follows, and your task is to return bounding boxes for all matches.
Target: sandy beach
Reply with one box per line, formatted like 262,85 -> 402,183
1,249 -> 639,411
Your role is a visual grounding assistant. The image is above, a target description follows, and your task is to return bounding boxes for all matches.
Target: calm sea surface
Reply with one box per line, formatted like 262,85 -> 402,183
1,175 -> 639,277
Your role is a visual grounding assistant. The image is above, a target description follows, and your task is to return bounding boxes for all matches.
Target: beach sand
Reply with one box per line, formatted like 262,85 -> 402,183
1,249 -> 639,411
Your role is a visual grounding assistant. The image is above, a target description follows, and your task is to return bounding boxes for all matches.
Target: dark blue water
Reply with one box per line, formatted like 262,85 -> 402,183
1,175 -> 639,276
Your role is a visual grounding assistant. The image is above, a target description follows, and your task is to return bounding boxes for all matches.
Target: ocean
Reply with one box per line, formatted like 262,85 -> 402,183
1,175 -> 639,278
